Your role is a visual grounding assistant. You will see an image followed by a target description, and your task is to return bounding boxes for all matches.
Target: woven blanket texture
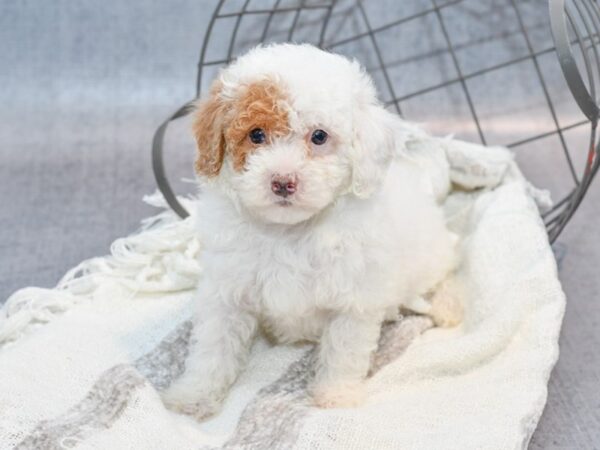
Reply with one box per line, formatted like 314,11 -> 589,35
0,137 -> 565,450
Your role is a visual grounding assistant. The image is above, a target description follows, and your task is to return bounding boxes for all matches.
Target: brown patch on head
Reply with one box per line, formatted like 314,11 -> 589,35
192,78 -> 290,176
193,80 -> 228,177
226,79 -> 290,171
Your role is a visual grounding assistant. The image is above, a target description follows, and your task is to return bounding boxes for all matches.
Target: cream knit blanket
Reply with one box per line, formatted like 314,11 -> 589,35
0,138 -> 564,449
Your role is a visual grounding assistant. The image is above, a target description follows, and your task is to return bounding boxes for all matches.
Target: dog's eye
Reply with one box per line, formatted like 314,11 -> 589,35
249,128 -> 266,144
310,129 -> 328,145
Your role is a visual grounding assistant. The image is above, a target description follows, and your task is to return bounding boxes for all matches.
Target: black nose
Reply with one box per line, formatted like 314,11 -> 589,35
271,177 -> 297,198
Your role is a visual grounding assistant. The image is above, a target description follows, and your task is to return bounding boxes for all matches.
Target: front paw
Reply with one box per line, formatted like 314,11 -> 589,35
430,288 -> 463,327
310,381 -> 366,409
161,383 -> 222,421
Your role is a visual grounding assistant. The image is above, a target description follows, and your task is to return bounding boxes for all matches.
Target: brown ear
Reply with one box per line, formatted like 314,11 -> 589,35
193,82 -> 228,177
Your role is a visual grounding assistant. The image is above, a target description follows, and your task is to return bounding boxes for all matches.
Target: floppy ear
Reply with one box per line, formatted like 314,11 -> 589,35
193,82 -> 229,177
350,104 -> 405,198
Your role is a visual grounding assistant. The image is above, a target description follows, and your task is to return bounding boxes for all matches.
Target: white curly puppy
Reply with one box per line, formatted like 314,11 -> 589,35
162,43 -> 460,419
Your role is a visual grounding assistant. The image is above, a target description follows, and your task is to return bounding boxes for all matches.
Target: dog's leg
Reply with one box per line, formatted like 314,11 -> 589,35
427,275 -> 463,327
161,298 -> 257,421
310,311 -> 383,408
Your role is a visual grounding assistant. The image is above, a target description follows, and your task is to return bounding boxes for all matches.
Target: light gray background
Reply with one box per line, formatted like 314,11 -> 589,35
0,1 -> 598,447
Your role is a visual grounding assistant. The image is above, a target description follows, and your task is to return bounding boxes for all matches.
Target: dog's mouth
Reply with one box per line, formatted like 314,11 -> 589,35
254,197 -> 318,225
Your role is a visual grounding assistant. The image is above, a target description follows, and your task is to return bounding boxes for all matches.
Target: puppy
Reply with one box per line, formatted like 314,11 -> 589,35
162,43 -> 460,419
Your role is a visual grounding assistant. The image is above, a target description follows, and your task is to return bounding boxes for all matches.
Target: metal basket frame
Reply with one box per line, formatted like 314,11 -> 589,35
153,0 -> 600,243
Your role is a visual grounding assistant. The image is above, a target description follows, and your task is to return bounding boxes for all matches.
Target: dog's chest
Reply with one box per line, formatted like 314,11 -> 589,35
248,228 -> 366,334
239,232 -> 350,342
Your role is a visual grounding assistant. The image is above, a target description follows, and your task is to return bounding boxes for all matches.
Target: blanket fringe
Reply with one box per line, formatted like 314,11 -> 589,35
0,191 -> 202,348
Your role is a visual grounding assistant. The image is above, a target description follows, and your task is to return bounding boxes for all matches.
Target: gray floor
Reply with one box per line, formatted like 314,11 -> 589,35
1,1 -> 598,448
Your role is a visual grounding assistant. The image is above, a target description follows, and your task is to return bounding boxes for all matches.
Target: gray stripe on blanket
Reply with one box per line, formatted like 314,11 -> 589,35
15,364 -> 146,449
15,322 -> 193,450
16,316 -> 431,449
219,316 -> 432,450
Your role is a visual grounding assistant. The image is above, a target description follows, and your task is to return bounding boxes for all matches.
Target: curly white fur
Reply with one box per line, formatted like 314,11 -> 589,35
162,44 -> 460,418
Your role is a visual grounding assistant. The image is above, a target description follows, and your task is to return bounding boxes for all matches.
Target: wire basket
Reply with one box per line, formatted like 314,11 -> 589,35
153,0 -> 600,243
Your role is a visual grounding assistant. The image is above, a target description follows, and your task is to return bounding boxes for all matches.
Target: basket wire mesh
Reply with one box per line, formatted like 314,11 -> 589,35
153,0 -> 600,243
